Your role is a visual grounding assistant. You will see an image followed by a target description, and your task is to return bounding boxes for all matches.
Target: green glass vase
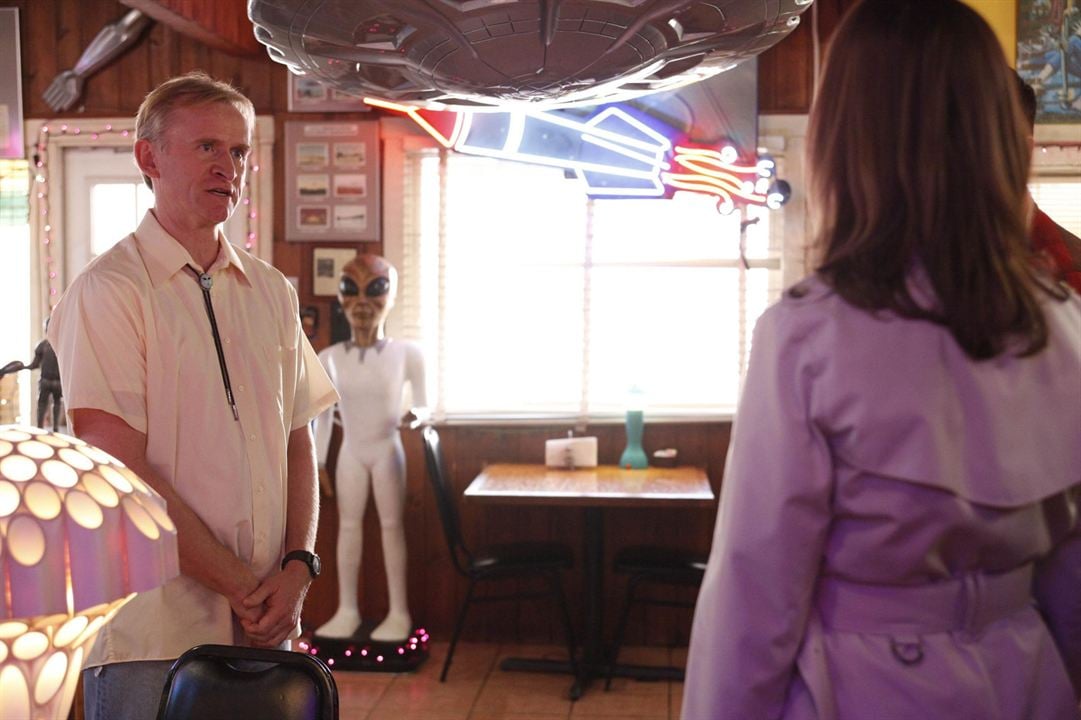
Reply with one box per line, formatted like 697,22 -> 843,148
619,409 -> 649,469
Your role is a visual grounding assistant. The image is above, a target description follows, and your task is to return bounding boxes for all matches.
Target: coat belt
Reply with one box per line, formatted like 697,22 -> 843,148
815,564 -> 1034,636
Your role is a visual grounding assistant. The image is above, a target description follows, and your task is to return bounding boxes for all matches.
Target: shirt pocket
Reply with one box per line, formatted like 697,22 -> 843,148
260,340 -> 298,417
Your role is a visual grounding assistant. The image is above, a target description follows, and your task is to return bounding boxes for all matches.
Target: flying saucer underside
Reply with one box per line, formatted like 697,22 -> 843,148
248,0 -> 814,109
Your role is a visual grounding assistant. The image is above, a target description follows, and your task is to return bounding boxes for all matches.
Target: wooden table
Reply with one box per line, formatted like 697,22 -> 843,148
464,464 -> 715,697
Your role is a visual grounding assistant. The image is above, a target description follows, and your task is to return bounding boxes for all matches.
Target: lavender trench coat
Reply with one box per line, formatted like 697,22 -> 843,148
682,276 -> 1081,720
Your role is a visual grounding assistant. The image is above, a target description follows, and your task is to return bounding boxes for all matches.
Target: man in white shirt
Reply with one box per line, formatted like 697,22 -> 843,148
48,71 -> 338,720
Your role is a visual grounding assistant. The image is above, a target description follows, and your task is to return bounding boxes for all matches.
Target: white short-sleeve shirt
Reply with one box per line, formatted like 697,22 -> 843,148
49,210 -> 338,665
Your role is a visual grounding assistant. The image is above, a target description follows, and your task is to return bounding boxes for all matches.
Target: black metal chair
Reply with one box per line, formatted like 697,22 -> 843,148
421,425 -> 581,684
604,545 -> 707,689
156,644 -> 339,720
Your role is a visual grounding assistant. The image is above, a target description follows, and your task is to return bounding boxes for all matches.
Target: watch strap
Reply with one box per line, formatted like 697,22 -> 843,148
281,549 -> 319,578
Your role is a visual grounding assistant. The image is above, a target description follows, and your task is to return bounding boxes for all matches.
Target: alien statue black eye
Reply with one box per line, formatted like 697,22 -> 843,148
366,276 -> 391,297
339,276 -> 360,297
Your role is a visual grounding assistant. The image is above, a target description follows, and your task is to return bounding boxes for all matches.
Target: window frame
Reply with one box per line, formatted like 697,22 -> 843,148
380,115 -> 809,424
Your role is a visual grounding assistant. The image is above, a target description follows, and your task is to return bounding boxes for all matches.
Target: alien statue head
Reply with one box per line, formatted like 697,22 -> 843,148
338,253 -> 398,346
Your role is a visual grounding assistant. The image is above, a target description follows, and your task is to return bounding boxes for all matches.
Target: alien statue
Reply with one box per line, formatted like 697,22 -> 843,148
313,253 -> 427,643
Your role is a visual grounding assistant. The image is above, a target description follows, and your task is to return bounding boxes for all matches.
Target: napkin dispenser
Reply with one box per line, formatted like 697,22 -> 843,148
545,436 -> 598,468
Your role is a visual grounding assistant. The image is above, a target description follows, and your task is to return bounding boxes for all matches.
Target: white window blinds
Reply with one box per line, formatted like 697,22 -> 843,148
1030,179 -> 1081,238
396,148 -> 782,421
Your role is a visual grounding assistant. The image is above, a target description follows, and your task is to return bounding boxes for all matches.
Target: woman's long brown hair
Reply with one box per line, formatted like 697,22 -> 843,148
806,0 -> 1065,359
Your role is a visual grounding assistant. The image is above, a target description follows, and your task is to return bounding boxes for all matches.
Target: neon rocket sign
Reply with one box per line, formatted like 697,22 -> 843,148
364,98 -> 788,214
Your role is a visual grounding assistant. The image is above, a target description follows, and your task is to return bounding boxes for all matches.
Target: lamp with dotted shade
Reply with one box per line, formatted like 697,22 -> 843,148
0,424 -> 179,720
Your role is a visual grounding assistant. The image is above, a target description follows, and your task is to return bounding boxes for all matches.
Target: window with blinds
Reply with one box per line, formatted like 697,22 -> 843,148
396,149 -> 782,421
1030,179 -> 1081,238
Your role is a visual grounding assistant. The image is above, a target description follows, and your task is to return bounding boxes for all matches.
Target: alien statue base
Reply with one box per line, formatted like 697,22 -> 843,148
307,620 -> 430,673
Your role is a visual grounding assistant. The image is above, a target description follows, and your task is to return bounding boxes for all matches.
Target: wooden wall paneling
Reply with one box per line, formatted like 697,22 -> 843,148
113,21 -> 161,113
205,44 -> 258,106
143,20 -> 172,94
15,0 -> 55,119
120,0 -> 263,56
176,28 -> 210,78
756,0 -> 861,114
116,13 -> 153,111
78,0 -> 121,114
757,9 -> 815,114
53,0 -> 84,107
813,0 -> 854,44
400,427 -> 430,633
269,59 -> 290,111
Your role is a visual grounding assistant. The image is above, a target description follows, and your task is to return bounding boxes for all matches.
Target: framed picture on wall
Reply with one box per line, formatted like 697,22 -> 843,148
285,120 -> 381,241
287,73 -> 372,113
1017,1 -> 1081,123
312,246 -> 361,296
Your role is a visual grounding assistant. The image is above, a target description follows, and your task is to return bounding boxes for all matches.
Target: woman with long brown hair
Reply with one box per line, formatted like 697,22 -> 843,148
682,1 -> 1081,717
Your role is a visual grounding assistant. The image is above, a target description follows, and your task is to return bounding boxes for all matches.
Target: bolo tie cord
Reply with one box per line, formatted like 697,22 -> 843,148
185,264 -> 240,421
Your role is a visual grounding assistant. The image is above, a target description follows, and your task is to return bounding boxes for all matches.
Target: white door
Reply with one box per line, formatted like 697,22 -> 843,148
63,146 -> 151,280
63,146 -> 251,283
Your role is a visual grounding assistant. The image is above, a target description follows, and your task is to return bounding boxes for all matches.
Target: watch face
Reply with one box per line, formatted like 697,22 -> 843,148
310,554 -> 322,576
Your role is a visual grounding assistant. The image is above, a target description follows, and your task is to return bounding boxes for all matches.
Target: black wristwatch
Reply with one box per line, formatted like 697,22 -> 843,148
281,550 -> 321,579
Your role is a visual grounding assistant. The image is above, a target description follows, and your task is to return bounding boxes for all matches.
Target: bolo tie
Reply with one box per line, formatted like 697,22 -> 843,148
186,264 -> 240,421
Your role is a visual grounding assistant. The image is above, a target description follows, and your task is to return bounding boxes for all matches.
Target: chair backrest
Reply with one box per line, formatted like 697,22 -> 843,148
156,644 -> 339,720
421,425 -> 472,575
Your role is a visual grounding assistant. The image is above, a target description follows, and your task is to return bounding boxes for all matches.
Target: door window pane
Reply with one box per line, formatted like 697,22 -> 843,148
90,182 -> 153,259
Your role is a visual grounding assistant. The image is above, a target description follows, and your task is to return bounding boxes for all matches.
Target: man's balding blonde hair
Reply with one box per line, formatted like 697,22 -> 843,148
134,71 -> 255,189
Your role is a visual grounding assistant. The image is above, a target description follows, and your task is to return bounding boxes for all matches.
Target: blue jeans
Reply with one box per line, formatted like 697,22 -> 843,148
82,660 -> 175,720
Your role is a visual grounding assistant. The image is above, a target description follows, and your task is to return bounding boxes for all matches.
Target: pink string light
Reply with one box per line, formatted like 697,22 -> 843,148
301,626 -> 431,670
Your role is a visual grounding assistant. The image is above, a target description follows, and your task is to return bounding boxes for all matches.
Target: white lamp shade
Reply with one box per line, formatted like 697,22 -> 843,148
0,425 -> 179,720
0,425 -> 179,619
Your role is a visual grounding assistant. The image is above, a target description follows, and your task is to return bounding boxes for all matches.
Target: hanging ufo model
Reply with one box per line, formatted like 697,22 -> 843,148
248,0 -> 815,108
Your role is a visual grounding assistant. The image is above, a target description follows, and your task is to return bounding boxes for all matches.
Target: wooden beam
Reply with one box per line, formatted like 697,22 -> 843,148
120,0 -> 263,57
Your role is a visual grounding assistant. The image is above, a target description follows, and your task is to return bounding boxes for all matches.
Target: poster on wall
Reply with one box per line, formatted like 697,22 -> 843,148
285,120 -> 380,241
0,8 -> 25,158
1017,0 -> 1081,123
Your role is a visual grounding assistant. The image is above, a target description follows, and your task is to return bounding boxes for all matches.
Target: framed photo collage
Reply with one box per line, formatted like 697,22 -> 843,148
284,120 -> 381,242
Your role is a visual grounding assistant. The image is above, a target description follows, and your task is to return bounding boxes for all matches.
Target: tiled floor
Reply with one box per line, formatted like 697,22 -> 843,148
332,641 -> 688,720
